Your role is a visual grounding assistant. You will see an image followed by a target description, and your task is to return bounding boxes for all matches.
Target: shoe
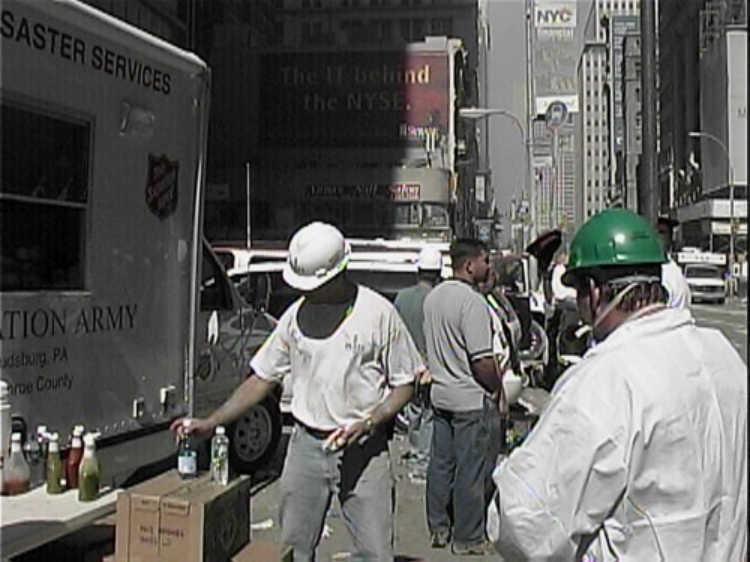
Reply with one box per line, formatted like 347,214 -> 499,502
430,529 -> 450,548
451,541 -> 488,555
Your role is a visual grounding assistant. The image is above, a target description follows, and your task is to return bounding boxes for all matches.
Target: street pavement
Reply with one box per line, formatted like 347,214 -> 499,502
692,299 -> 747,362
248,300 -> 747,561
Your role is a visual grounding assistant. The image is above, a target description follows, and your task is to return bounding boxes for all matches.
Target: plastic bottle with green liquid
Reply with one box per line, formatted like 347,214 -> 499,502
78,433 -> 100,502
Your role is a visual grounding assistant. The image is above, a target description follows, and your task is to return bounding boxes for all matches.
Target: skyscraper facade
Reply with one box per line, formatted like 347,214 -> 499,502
576,0 -> 639,223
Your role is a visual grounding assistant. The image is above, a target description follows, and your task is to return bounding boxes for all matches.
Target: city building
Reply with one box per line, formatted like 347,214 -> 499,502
576,0 -> 640,223
660,0 -> 747,256
609,14 -> 640,208
529,0 -> 585,237
621,32 -> 642,211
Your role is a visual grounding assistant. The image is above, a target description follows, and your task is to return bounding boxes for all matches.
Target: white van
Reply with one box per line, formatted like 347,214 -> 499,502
0,0 -> 280,491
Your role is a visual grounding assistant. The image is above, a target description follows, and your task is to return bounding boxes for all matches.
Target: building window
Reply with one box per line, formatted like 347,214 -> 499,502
430,17 -> 451,35
1,102 -> 90,291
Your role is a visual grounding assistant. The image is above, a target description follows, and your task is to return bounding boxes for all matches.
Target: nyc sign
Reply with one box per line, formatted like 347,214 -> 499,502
534,2 -> 576,29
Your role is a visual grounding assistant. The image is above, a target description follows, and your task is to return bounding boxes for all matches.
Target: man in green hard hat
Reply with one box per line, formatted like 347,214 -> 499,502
487,209 -> 747,561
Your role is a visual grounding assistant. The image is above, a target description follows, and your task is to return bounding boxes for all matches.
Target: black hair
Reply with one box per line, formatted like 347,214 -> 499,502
450,238 -> 488,271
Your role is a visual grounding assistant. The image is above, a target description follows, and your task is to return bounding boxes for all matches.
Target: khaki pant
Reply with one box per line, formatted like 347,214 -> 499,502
279,424 -> 395,562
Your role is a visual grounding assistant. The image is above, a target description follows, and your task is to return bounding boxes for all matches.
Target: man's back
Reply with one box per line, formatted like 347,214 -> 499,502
423,280 -> 493,412
695,325 -> 747,561
489,308 -> 747,560
394,283 -> 432,357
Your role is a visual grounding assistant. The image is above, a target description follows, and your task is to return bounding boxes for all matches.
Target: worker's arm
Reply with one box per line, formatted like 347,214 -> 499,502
471,356 -> 502,394
172,308 -> 293,439
487,375 -> 627,559
170,374 -> 277,439
336,310 -> 423,448
335,381 -> 414,449
208,374 -> 276,426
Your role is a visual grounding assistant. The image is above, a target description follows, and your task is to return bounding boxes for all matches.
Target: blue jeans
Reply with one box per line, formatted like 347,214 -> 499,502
407,405 -> 433,474
279,424 -> 395,562
426,403 -> 492,549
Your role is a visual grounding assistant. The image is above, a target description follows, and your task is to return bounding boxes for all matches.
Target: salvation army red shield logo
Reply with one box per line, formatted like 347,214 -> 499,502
146,154 -> 178,219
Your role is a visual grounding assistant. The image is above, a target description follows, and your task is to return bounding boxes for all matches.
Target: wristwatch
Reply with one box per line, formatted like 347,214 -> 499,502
363,416 -> 376,434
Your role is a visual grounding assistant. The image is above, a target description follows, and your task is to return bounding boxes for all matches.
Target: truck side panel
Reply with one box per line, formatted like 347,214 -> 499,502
1,0 -> 209,479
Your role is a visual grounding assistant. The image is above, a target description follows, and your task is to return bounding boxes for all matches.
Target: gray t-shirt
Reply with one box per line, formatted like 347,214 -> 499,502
423,279 -> 494,412
394,283 -> 432,357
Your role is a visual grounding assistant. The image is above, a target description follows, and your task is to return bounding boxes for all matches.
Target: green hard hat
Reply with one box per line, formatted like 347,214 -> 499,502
562,209 -> 667,287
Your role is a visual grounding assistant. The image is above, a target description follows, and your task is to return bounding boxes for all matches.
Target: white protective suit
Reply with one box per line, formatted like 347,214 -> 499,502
487,307 -> 747,561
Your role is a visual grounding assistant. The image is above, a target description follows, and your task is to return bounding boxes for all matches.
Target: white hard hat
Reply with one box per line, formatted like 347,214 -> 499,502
417,247 -> 443,271
283,222 -> 350,291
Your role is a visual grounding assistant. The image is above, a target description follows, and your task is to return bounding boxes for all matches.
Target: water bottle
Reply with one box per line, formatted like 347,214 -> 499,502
177,419 -> 198,479
210,426 -> 229,485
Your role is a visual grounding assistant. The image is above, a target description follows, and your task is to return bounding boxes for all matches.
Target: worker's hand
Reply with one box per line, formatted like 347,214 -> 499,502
323,418 -> 374,452
169,417 -> 216,440
416,365 -> 432,385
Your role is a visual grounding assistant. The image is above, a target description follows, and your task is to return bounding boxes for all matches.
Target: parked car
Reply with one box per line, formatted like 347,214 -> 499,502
212,246 -> 288,277
230,245 -> 451,415
684,264 -> 727,304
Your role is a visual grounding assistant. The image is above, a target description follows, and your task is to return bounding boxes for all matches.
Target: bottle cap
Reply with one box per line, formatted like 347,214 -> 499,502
215,425 -> 225,436
49,432 -> 59,442
37,425 -> 48,437
73,425 -> 85,436
11,432 -> 21,442
83,433 -> 96,447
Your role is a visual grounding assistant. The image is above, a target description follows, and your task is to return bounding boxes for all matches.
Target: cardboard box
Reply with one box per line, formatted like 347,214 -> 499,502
231,542 -> 293,562
114,470 -> 251,562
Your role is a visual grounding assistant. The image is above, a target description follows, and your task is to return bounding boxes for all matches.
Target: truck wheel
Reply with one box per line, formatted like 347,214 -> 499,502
228,395 -> 282,474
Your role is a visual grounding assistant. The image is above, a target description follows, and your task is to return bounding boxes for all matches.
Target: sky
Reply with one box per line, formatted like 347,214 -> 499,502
486,0 -> 531,243
486,0 -> 591,245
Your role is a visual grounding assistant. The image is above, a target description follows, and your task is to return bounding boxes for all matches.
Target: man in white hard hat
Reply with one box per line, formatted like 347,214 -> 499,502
393,246 -> 443,482
172,222 -> 423,562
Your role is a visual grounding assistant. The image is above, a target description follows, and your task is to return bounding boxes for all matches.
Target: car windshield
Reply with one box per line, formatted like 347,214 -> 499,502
685,266 -> 723,279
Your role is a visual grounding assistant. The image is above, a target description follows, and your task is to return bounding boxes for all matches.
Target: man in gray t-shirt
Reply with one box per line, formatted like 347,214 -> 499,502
394,247 -> 444,478
423,238 -> 501,555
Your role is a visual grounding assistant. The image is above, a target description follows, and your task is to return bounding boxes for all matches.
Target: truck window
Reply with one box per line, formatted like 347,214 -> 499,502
1,102 -> 90,291
201,248 -> 233,311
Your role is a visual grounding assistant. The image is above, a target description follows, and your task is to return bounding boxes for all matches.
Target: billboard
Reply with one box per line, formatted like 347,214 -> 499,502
259,51 -> 450,148
532,0 -> 586,100
534,1 -> 577,29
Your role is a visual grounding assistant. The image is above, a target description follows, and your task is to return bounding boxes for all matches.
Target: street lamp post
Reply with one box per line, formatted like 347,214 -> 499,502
688,130 -> 736,296
458,107 -> 535,246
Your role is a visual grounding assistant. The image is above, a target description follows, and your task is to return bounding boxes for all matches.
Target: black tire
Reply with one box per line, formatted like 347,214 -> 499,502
718,298 -> 725,305
228,395 -> 282,474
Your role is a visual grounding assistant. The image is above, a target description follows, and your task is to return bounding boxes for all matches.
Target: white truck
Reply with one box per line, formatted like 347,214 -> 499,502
0,0 -> 281,503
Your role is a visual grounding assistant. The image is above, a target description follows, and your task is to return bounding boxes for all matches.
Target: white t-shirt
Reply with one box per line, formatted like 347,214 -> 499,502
251,285 -> 421,430
662,258 -> 691,309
